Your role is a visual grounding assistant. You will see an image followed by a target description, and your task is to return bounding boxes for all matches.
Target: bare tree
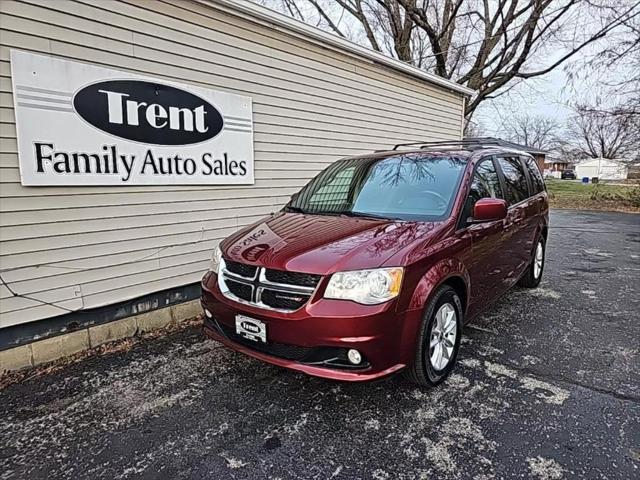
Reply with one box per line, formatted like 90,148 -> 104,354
565,104 -> 640,160
267,0 -> 415,60
265,0 -> 640,118
397,0 -> 640,116
463,117 -> 486,138
503,114 -> 560,151
585,10 -> 640,115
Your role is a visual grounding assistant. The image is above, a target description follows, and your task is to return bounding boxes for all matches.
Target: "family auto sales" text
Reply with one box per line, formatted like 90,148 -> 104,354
33,142 -> 248,182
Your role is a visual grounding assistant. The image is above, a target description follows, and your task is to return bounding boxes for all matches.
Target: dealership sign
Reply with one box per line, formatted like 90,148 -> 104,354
10,51 -> 254,185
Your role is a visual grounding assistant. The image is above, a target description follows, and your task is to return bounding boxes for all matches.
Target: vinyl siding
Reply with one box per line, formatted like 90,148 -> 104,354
0,0 -> 466,328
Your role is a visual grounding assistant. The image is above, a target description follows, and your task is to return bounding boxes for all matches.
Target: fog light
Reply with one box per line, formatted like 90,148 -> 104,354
347,349 -> 362,365
204,309 -> 213,318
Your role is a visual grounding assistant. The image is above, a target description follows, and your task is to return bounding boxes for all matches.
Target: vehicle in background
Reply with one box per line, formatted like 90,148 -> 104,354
561,169 -> 576,180
201,140 -> 549,387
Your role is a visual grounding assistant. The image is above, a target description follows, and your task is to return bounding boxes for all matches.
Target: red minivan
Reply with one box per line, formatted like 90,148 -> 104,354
201,141 -> 548,386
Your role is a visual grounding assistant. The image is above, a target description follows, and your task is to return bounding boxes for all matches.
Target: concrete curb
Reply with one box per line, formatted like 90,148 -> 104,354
0,299 -> 202,373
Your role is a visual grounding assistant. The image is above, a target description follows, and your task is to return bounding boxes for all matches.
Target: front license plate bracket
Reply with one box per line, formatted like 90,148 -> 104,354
235,315 -> 267,343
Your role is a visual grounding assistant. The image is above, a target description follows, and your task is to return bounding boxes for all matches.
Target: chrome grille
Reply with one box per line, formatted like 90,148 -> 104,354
219,259 -> 320,312
225,278 -> 253,302
264,269 -> 321,288
224,259 -> 258,278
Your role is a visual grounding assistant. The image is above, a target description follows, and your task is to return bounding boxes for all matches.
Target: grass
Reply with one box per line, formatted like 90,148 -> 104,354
546,178 -> 640,213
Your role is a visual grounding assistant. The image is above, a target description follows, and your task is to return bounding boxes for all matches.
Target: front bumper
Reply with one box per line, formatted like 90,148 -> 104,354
201,271 -> 418,382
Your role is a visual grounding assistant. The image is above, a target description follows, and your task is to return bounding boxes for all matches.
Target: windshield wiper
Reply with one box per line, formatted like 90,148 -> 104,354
286,206 -> 391,219
340,211 -> 400,221
284,205 -> 308,214
285,206 -> 340,216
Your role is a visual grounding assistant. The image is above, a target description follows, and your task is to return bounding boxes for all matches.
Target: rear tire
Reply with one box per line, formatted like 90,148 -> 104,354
404,285 -> 463,387
518,237 -> 545,288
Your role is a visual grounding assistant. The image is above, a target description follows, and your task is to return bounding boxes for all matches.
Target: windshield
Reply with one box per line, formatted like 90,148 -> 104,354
286,153 -> 467,221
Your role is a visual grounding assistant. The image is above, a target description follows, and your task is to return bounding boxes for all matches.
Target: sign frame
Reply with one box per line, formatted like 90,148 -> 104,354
11,50 -> 255,186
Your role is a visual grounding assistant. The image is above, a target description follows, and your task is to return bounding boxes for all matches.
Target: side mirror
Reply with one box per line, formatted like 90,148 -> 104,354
472,198 -> 507,223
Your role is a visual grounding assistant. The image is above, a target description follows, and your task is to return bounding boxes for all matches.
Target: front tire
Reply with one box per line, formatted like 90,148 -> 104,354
404,285 -> 463,387
518,237 -> 545,288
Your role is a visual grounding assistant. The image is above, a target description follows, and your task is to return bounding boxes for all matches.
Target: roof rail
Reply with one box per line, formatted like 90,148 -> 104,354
392,139 -> 502,150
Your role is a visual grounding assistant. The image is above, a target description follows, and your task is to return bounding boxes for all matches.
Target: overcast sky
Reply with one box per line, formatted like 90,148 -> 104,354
475,65 -> 575,135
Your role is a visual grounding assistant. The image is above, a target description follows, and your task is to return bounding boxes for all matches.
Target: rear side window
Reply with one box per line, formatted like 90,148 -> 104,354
461,158 -> 504,223
523,156 -> 545,194
497,157 -> 530,204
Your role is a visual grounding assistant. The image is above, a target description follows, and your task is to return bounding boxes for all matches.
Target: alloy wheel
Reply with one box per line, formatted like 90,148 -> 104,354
533,241 -> 544,279
428,303 -> 457,371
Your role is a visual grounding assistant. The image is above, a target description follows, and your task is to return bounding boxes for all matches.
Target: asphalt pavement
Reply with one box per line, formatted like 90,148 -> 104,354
1,209 -> 639,480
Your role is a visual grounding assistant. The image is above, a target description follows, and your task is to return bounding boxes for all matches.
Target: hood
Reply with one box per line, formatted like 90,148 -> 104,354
220,212 -> 440,275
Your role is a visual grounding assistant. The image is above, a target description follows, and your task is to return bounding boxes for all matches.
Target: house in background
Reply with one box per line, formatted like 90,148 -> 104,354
575,158 -> 632,181
464,137 -> 548,172
543,157 -> 570,178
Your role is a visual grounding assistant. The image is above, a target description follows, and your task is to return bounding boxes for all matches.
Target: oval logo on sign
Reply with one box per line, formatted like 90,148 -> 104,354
241,321 -> 260,333
73,80 -> 223,145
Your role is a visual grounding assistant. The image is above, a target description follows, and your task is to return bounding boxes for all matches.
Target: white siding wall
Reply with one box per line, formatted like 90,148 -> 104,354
0,0 -> 466,328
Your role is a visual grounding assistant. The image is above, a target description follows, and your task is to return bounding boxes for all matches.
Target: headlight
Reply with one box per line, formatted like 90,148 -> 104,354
324,267 -> 404,304
209,246 -> 223,273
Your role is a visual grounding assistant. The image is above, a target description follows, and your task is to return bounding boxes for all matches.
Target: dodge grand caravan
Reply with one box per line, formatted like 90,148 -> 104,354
201,140 -> 549,386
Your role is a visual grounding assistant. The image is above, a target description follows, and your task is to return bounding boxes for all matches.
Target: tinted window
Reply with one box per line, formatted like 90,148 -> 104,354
497,157 -> 530,204
308,166 -> 355,208
462,158 -> 504,222
523,156 -> 545,194
288,154 -> 467,221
